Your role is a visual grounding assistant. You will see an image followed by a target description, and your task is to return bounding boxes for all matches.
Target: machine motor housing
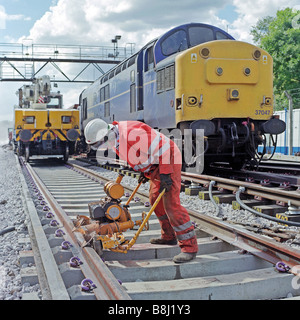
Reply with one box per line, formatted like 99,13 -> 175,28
88,197 -> 123,222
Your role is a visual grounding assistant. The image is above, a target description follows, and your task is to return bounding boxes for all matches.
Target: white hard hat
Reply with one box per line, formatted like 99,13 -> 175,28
84,118 -> 110,145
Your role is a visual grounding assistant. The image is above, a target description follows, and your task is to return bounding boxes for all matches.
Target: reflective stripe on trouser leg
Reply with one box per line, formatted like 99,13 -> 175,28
149,190 -> 176,241
149,165 -> 198,253
177,230 -> 196,241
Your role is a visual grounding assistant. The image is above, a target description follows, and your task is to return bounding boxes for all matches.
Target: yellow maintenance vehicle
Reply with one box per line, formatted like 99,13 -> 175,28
13,75 -> 80,162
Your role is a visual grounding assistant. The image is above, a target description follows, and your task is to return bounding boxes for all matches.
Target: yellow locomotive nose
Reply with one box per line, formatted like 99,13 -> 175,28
175,40 -> 273,122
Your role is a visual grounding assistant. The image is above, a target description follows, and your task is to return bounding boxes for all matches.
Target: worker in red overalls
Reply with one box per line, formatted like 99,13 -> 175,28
84,119 -> 198,263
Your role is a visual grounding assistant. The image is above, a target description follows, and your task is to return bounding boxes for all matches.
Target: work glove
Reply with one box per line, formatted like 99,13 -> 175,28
138,172 -> 149,184
159,174 -> 172,193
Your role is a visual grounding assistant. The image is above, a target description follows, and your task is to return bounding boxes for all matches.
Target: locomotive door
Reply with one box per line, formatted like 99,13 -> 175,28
136,50 -> 144,112
143,43 -> 157,126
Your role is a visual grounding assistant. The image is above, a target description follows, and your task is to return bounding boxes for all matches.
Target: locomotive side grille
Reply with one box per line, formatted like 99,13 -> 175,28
157,68 -> 165,92
165,65 -> 175,90
157,64 -> 175,93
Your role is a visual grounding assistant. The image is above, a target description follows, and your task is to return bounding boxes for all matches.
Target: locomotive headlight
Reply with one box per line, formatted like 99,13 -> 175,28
232,90 -> 239,98
265,97 -> 272,105
200,47 -> 210,58
253,49 -> 261,60
216,67 -> 223,76
19,129 -> 32,142
228,89 -> 240,101
62,116 -> 72,123
188,96 -> 198,106
66,129 -> 79,141
244,67 -> 251,76
25,116 -> 35,124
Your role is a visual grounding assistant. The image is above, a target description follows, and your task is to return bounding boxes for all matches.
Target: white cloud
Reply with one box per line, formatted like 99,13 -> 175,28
6,14 -> 30,21
26,0 -> 90,44
26,0 -> 298,49
0,6 -> 5,29
230,0 -> 300,42
24,0 -> 230,47
0,5 -> 31,29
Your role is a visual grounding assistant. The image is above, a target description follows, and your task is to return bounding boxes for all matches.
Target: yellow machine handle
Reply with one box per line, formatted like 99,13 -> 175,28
115,174 -> 124,184
111,189 -> 166,253
125,180 -> 144,206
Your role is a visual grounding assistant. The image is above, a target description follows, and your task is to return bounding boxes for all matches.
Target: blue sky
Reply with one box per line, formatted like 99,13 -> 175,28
0,0 -> 55,42
218,4 -> 239,24
0,0 -> 298,123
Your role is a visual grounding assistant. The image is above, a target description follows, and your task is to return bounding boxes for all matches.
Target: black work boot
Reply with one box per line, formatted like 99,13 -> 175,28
173,252 -> 197,263
150,238 -> 177,245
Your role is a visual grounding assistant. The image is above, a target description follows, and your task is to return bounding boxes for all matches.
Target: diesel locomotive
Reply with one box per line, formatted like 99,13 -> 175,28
78,23 -> 286,169
14,76 -> 80,162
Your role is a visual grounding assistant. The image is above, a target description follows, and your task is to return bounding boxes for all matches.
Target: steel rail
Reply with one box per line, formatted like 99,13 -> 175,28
25,161 -> 131,300
188,209 -> 300,270
181,172 -> 300,207
78,160 -> 300,205
17,157 -> 70,300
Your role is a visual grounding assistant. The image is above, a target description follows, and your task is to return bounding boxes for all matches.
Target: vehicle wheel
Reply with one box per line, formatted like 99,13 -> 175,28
12,141 -> 17,154
230,157 -> 245,170
17,141 -> 23,156
63,144 -> 69,163
25,145 -> 30,162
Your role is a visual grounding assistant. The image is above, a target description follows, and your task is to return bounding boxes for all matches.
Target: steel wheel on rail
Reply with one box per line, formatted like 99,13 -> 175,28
17,141 -> 23,157
25,145 -> 30,162
63,144 -> 69,163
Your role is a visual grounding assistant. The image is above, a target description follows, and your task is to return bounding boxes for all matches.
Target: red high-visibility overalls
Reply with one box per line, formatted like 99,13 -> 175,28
112,121 -> 198,254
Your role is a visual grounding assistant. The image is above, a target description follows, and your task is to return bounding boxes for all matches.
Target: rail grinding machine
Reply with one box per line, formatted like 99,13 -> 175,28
73,174 -> 165,255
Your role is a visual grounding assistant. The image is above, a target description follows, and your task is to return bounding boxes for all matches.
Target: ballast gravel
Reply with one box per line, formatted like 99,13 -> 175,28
0,145 -> 41,300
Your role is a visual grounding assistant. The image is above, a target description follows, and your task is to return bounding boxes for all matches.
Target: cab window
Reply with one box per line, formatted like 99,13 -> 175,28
161,30 -> 188,56
47,97 -> 61,109
216,31 -> 231,40
145,46 -> 154,71
188,26 -> 214,46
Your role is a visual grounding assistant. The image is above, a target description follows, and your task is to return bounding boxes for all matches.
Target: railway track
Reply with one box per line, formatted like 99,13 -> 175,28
17,156 -> 300,301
